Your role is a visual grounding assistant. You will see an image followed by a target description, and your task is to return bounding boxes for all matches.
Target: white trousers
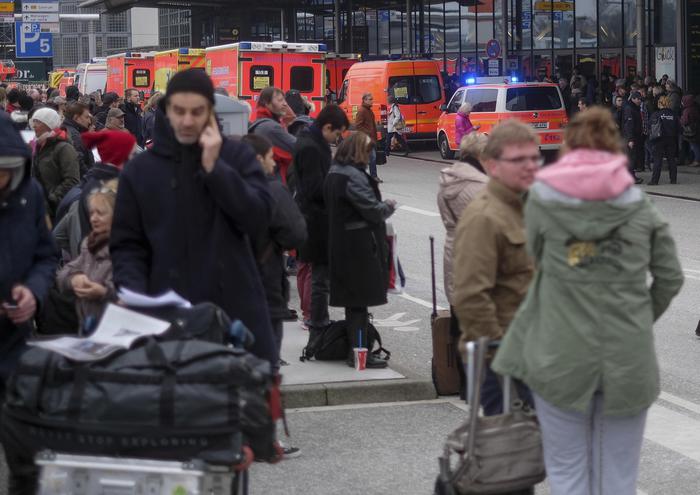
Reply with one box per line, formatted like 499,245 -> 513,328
533,392 -> 647,495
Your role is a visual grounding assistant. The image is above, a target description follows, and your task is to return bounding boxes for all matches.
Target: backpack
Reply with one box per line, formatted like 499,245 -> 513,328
649,114 -> 662,141
683,122 -> 697,139
300,320 -> 391,362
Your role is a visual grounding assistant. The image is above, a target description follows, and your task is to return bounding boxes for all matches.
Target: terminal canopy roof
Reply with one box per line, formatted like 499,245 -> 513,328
79,0 -> 482,13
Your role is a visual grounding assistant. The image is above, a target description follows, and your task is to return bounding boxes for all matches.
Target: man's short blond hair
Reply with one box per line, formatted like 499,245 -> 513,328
459,132 -> 488,162
482,119 -> 539,160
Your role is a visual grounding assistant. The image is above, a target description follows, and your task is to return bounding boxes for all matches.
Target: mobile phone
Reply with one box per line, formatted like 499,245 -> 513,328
2,302 -> 18,310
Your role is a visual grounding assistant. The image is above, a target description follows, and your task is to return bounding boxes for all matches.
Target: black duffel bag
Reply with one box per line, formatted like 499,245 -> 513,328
0,338 -> 279,466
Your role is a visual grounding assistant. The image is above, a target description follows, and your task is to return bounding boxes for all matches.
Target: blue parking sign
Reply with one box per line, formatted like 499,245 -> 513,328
15,22 -> 52,58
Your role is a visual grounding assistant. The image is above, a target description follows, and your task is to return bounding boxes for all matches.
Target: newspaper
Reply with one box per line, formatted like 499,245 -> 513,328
117,288 -> 192,309
30,304 -> 171,362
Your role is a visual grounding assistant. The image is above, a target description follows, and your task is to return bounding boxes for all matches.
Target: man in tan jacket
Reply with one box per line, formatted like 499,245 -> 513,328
354,92 -> 380,181
452,119 -> 541,419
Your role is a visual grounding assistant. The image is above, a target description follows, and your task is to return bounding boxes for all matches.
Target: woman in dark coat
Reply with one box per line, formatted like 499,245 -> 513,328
324,132 -> 396,368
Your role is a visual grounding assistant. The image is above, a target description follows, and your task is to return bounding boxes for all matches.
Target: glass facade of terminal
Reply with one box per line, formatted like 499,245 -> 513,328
292,0 -> 677,83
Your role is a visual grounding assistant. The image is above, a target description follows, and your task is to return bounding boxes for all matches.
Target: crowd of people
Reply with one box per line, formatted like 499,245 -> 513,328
0,68 -> 401,491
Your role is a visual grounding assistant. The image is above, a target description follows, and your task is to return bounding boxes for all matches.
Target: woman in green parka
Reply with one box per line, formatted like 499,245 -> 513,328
492,107 -> 684,495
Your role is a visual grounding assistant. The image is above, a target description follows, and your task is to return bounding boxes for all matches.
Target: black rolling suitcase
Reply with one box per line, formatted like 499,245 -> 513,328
430,235 -> 461,395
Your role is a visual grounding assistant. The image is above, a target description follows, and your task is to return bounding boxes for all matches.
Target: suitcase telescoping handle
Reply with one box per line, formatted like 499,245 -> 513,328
429,235 -> 437,319
465,339 -> 509,411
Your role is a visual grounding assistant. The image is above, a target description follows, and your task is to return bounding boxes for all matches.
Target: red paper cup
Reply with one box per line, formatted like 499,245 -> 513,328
353,347 -> 368,371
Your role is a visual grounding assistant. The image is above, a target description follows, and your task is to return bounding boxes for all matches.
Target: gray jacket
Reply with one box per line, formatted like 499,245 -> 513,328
249,117 -> 297,153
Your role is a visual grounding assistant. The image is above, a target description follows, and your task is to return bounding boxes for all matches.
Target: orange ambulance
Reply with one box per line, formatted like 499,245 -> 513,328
337,59 -> 445,141
106,52 -> 156,99
436,78 -> 568,159
205,41 -> 326,117
154,48 -> 206,93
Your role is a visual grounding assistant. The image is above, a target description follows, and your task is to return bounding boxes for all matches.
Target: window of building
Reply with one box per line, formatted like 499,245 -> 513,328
654,0 -> 675,45
445,2 -> 460,53
624,0 -> 637,47
447,89 -> 465,113
575,0 -> 597,48
338,79 -> 348,104
62,37 -> 79,66
510,0 -> 533,50
505,86 -> 562,111
461,3 -> 477,52
553,8 -> 574,49
250,66 -> 274,91
106,13 -> 128,33
599,1 -> 622,47
466,88 -> 498,112
416,75 -> 442,103
291,66 -> 314,92
106,36 -> 127,51
533,0 -> 552,49
378,10 -> 390,55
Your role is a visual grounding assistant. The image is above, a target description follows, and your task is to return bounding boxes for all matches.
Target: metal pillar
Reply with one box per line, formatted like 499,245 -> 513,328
502,0 -> 508,74
334,0 -> 341,53
406,0 -> 412,56
349,0 -> 353,53
636,0 -> 645,77
418,0 -> 424,55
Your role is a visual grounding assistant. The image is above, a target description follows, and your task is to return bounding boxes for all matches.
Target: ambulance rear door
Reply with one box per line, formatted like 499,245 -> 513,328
282,51 -> 325,116
126,56 -> 154,99
154,51 -> 176,93
106,56 -> 124,95
206,46 -> 238,96
240,50 -> 282,107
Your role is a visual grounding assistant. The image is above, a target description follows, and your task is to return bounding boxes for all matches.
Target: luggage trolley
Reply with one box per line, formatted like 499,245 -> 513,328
36,449 -> 252,495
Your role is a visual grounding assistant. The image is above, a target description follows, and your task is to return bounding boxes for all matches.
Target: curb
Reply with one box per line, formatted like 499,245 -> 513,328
282,378 -> 438,409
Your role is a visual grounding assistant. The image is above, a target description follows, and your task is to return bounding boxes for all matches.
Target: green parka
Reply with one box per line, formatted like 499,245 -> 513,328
492,181 -> 684,416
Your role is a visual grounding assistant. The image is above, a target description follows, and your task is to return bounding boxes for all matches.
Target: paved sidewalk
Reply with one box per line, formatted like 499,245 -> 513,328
279,320 -> 437,408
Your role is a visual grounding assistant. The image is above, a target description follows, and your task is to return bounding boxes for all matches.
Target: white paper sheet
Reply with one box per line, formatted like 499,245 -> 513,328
117,288 -> 192,309
30,304 -> 171,361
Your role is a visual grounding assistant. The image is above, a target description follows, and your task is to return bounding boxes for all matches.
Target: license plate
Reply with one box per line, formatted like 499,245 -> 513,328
403,127 -> 413,133
531,122 -> 549,129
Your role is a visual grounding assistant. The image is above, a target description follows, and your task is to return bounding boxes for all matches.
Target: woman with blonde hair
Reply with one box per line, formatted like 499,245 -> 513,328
323,132 -> 397,368
437,131 -> 488,397
648,95 -> 680,185
142,91 -> 163,144
493,107 -> 684,494
57,179 -> 119,330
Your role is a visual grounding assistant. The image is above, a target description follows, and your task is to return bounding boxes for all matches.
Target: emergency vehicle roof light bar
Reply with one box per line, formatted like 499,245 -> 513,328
236,41 -> 327,53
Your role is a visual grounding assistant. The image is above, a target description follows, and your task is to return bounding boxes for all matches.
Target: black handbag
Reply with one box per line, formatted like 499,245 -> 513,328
1,338 -> 279,465
376,149 -> 387,165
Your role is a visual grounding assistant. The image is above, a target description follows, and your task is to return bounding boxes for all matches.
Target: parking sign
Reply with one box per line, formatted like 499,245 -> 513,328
15,22 -> 52,58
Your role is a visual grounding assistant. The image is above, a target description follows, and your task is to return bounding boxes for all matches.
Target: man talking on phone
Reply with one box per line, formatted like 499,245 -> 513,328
110,69 -> 278,365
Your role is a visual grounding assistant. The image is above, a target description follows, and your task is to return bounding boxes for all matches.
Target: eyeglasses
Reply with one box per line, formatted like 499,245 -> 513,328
497,155 -> 544,167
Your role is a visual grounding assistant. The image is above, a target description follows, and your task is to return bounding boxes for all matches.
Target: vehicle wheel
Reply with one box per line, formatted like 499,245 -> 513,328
439,133 -> 455,160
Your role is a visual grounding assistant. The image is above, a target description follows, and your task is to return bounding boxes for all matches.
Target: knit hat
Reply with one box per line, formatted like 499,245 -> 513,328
82,131 -> 136,169
165,69 -> 215,105
630,91 -> 642,100
30,107 -> 62,130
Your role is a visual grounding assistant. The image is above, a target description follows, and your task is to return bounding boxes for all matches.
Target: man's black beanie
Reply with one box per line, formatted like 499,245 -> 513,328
165,69 -> 215,105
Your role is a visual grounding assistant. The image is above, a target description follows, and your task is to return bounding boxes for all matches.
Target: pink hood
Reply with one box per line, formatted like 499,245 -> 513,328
536,149 -> 633,201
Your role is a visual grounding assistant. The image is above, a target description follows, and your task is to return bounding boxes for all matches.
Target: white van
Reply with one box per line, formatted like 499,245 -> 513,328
75,63 -> 107,95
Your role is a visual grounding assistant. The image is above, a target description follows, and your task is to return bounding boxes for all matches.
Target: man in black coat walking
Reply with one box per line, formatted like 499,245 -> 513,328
61,101 -> 95,177
291,105 -> 349,335
623,91 -> 645,184
110,69 -> 278,365
122,88 -> 144,147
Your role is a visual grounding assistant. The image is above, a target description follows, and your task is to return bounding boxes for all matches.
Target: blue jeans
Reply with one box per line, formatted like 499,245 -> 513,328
369,148 -> 377,178
690,142 -> 700,162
